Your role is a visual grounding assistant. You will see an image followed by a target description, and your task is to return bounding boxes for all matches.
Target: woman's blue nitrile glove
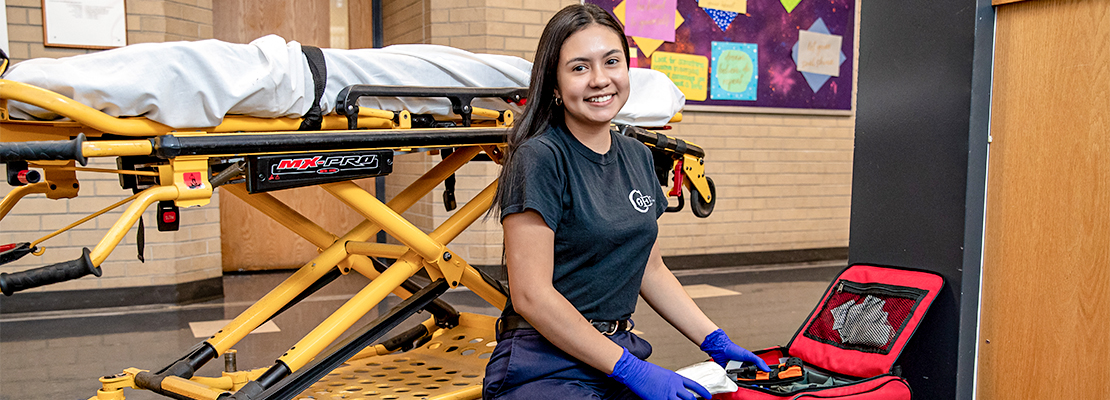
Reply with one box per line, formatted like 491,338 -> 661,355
700,329 -> 771,371
609,348 -> 713,400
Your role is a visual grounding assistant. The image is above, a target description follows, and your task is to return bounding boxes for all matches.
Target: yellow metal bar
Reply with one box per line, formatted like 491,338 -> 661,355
1,80 -> 173,136
89,186 -> 177,265
344,177 -> 505,307
344,242 -> 410,259
206,241 -> 351,353
459,260 -> 507,310
0,182 -> 48,220
82,140 -> 153,158
323,181 -> 446,263
187,376 -> 234,391
29,165 -> 160,176
347,256 -> 414,299
425,181 -> 506,308
31,192 -> 142,248
189,368 -> 267,392
470,106 -> 501,120
276,255 -> 423,372
160,376 -> 227,400
324,181 -> 473,287
393,146 -> 480,206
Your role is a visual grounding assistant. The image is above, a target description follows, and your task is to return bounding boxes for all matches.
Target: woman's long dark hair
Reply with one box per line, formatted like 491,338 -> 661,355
490,4 -> 630,218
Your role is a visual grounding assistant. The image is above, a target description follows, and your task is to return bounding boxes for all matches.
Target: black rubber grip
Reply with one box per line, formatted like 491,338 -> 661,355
0,133 -> 88,166
0,247 -> 99,296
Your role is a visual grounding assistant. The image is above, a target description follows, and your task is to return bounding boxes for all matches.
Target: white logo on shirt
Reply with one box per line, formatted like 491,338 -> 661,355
629,190 -> 654,213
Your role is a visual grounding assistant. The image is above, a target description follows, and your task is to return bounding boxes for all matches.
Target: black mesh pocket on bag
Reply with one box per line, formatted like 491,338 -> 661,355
802,280 -> 926,354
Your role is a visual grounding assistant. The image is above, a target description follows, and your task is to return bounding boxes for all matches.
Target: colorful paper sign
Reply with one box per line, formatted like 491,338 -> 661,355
711,42 -> 757,101
703,10 -> 736,32
625,0 -> 677,42
700,0 -> 746,14
780,0 -> 802,13
651,51 -> 708,101
613,0 -> 686,57
796,30 -> 842,76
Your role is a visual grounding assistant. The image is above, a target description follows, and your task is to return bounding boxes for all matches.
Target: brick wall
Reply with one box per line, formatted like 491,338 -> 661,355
382,0 -> 429,46
4,0 -> 212,63
425,0 -> 578,58
1,0 -> 219,293
657,114 -> 853,256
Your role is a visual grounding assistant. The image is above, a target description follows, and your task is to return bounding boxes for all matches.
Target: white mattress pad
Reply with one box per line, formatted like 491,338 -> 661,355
3,35 -> 684,128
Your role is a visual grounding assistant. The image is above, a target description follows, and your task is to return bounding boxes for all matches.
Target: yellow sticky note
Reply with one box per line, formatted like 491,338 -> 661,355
651,51 -> 708,101
700,0 -> 746,14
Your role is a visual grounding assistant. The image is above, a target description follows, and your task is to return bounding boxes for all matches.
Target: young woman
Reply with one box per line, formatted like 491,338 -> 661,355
483,5 -> 770,400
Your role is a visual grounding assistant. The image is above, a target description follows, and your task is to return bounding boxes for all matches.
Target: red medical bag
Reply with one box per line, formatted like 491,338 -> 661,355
715,264 -> 944,399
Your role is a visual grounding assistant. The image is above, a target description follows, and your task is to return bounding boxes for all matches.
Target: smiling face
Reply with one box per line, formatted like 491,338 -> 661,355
553,24 -> 630,137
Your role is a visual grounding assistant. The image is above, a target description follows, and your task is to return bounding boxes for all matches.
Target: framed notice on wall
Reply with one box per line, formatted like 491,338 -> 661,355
42,0 -> 127,49
586,0 -> 855,115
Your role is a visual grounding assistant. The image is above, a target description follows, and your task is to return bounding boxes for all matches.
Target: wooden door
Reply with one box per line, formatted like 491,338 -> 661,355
213,0 -> 382,271
979,0 -> 1110,397
213,0 -> 330,48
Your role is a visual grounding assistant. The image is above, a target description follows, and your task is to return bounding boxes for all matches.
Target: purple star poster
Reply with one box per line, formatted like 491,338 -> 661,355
586,0 -> 855,111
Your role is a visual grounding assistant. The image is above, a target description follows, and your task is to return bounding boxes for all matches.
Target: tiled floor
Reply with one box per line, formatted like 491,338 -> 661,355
0,261 -> 844,400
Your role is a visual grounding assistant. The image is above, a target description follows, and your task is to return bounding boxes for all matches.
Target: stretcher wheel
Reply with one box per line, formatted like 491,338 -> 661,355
690,176 -> 715,218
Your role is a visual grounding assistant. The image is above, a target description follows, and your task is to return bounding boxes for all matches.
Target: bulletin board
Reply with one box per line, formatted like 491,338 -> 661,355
585,0 -> 855,114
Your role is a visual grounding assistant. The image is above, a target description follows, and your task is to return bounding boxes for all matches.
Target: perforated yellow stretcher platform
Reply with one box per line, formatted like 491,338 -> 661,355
0,70 -> 716,400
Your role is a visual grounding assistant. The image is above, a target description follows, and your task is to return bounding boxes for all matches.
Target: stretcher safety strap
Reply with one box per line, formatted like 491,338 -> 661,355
299,45 -> 328,131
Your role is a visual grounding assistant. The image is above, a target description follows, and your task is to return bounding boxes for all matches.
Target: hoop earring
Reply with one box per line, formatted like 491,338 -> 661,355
554,97 -> 563,106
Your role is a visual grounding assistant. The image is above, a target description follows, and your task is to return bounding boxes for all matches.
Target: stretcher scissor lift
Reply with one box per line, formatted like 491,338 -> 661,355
0,71 -> 717,399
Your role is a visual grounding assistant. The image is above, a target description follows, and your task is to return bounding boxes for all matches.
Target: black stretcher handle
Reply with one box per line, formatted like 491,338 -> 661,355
0,133 -> 88,166
0,248 -> 99,296
616,124 -> 705,159
335,85 -> 528,129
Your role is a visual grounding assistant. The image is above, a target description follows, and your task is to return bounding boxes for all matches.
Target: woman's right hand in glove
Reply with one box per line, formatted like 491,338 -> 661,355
609,348 -> 714,400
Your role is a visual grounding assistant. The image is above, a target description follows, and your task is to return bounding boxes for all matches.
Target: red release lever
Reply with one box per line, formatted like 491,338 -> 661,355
669,159 -> 684,197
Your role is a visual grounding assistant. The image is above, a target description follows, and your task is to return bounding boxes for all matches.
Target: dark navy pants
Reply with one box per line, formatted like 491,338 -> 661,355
482,327 -> 652,399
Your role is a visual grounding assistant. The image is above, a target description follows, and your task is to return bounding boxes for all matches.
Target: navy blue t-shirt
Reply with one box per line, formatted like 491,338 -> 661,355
501,124 -> 668,321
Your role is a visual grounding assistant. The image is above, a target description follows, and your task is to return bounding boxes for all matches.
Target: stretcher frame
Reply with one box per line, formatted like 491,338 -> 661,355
0,75 -> 716,400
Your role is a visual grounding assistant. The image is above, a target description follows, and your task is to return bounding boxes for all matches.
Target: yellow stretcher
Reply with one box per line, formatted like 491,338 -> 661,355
0,69 -> 717,400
